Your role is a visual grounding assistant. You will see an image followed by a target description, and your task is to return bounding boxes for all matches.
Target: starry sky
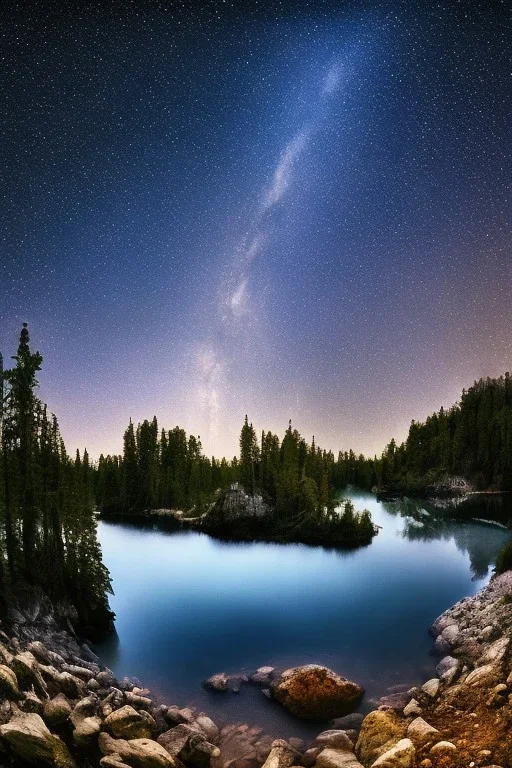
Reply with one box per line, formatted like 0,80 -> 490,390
1,0 -> 511,461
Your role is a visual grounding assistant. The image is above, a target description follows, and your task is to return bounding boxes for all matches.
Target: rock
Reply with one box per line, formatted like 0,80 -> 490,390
203,672 -> 248,693
441,624 -> 459,645
377,692 -> 410,711
406,718 -> 438,744
204,673 -> 229,692
271,665 -> 363,720
11,651 -> 48,696
216,722 -> 273,768
43,693 -> 72,726
433,636 -> 451,656
88,677 -> 100,690
99,732 -> 176,768
481,637 -> 509,665
0,711 -> 77,768
22,691 -> 44,714
158,723 -> 220,768
429,741 -> 457,755
104,705 -> 156,740
436,656 -> 460,685
312,731 -> 354,751
0,664 -> 21,700
165,705 -> 191,725
371,738 -> 415,768
331,714 -> 364,732
465,664 -> 497,686
0,642 -> 14,666
261,739 -> 300,768
98,670 -> 117,688
100,757 -> 132,768
26,641 -> 63,667
355,711 -> 407,767
126,691 -> 153,710
194,714 -> 219,743
402,700 -> 421,717
73,714 -> 102,748
61,663 -> 96,681
316,747 -> 364,768
420,679 -> 440,698
250,667 -> 276,686
57,671 -> 85,699
70,696 -> 102,748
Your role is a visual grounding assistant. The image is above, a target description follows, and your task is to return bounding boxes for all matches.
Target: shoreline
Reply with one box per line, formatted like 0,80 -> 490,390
0,562 -> 510,766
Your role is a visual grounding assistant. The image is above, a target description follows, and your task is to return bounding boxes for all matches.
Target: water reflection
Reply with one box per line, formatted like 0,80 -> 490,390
95,490 -> 511,739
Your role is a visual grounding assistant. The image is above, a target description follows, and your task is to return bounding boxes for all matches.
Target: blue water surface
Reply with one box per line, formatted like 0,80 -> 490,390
95,490 -> 512,738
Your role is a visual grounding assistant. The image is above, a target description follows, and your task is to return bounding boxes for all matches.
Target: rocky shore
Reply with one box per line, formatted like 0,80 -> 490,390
0,571 -> 511,768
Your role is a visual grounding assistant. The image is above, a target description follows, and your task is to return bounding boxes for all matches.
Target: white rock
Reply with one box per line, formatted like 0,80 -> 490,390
371,738 -> 415,768
421,679 -> 440,698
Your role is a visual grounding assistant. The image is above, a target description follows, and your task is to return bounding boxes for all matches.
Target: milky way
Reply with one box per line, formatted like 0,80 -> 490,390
1,1 -> 511,460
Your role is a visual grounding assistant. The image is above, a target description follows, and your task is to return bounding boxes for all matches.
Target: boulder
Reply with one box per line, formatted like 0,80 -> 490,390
429,741 -> 457,755
331,714 -> 364,732
420,679 -> 440,698
261,739 -> 300,768
0,664 -> 21,700
271,665 -> 363,720
402,700 -> 421,717
436,656 -> 460,685
22,691 -> 44,714
355,711 -> 407,767
317,748 -> 364,768
312,731 -> 354,751
371,738 -> 415,768
194,714 -> 219,743
0,711 -> 76,768
99,731 -> 176,768
43,693 -> 72,726
250,667 -> 276,686
11,651 -> 48,697
158,723 -> 220,768
464,664 -> 497,686
104,705 -> 156,739
406,718 -> 438,744
70,696 -> 101,747
203,672 -> 248,693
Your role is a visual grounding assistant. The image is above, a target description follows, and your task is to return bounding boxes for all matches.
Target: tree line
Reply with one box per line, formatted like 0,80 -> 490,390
0,325 -> 113,639
373,374 -> 512,493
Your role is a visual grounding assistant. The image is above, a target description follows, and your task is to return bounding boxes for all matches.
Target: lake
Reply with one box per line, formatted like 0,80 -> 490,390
95,490 -> 512,738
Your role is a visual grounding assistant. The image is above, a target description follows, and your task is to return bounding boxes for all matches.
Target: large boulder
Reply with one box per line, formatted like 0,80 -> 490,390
99,731 -> 176,768
0,711 -> 77,768
104,705 -> 156,739
355,711 -> 407,767
271,665 -> 363,720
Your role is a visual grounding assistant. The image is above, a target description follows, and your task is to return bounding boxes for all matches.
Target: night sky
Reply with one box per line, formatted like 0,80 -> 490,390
1,0 -> 511,461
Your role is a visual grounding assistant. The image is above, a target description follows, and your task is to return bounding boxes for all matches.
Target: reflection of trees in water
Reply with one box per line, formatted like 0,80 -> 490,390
382,497 -> 512,580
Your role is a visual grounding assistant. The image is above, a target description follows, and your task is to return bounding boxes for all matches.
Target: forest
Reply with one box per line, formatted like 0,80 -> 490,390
374,374 -> 512,494
0,325 -> 113,639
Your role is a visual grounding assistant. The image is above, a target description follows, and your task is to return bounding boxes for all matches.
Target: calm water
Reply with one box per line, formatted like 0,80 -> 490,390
95,490 -> 512,738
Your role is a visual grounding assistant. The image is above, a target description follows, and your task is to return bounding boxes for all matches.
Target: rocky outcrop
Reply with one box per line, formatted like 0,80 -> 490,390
271,665 -> 364,720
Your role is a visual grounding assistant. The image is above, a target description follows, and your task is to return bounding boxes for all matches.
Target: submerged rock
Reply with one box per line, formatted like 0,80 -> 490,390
271,665 -> 363,720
